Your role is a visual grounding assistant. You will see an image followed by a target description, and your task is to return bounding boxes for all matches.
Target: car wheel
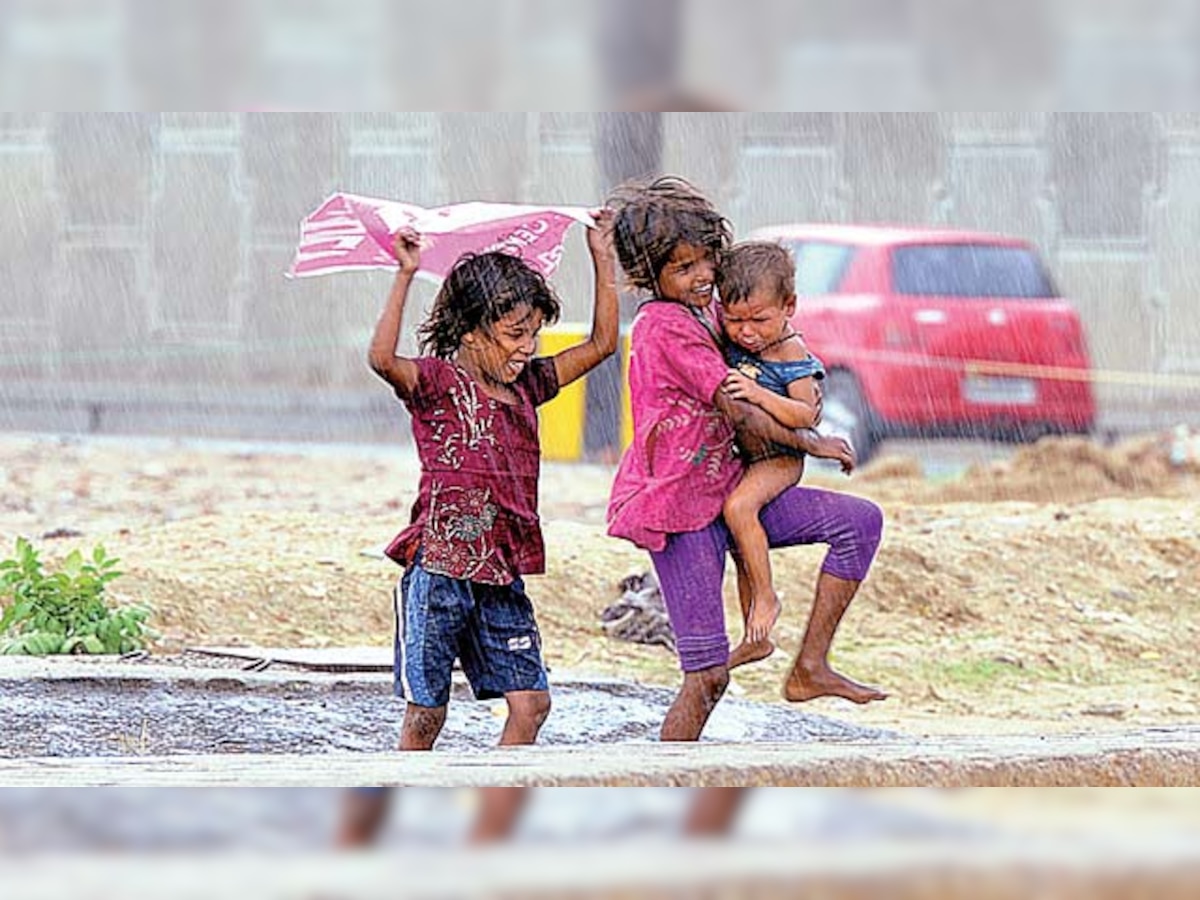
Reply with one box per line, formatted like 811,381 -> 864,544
820,370 -> 877,466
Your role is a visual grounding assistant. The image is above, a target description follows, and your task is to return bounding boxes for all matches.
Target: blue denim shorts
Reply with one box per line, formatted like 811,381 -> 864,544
393,558 -> 548,708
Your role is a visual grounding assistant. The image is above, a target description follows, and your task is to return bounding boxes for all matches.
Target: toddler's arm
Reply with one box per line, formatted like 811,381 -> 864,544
367,229 -> 422,400
552,209 -> 619,388
721,371 -> 820,429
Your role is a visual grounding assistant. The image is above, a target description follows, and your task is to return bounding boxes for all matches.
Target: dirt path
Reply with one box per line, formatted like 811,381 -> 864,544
1,432 -> 1197,739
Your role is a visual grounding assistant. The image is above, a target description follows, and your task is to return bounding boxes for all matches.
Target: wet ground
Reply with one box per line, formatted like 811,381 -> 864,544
0,660 -> 902,852
1,668 -> 888,758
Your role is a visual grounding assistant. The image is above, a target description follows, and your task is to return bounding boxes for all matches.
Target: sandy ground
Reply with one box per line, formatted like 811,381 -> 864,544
1,431 -> 1198,740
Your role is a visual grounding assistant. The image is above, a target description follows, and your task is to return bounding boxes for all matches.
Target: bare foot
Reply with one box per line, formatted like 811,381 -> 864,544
745,592 -> 781,644
784,663 -> 887,705
728,638 -> 775,670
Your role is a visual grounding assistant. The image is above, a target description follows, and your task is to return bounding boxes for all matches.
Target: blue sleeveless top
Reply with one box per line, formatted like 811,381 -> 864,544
726,342 -> 826,398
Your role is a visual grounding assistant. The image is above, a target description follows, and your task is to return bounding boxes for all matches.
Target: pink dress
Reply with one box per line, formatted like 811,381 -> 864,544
607,301 -> 745,551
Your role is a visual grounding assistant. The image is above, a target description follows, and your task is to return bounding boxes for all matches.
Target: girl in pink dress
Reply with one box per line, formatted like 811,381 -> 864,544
606,177 -> 886,742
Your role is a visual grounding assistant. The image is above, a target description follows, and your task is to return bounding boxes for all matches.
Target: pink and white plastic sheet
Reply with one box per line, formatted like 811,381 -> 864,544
288,193 -> 594,283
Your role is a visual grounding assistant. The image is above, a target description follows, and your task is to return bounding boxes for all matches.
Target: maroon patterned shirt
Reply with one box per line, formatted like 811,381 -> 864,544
384,356 -> 560,584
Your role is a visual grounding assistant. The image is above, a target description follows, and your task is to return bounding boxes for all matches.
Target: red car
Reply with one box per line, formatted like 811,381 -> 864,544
747,224 -> 1096,463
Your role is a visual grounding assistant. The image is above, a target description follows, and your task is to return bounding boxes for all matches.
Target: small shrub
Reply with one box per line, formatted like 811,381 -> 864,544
0,537 -> 152,655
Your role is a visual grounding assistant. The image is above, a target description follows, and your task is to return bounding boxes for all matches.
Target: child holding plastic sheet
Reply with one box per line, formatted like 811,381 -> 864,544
339,210 -> 618,845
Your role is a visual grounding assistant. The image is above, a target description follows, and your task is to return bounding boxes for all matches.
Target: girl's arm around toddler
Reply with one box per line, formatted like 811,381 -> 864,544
549,209 -> 620,388
717,388 -> 855,473
367,228 -> 423,401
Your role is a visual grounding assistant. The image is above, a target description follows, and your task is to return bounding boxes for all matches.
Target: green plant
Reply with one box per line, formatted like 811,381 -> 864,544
0,537 -> 152,655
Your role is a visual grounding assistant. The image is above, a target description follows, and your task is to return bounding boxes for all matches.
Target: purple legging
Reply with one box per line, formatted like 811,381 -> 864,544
650,485 -> 883,672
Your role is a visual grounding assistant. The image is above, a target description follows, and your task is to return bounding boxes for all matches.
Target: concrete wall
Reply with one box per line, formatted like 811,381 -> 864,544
3,112 -> 1198,440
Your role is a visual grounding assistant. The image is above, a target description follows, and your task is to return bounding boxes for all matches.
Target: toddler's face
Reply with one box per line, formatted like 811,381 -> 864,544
656,243 -> 716,307
722,287 -> 796,354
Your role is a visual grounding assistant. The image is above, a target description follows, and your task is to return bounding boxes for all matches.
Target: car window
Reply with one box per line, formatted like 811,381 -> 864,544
787,241 -> 856,296
892,243 -> 1058,298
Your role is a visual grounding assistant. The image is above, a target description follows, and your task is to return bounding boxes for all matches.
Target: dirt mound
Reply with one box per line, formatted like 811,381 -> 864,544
857,455 -> 924,483
851,433 -> 1199,505
960,436 -> 1171,501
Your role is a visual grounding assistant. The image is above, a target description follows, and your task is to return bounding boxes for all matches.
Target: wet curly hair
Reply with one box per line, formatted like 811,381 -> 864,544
716,241 -> 795,307
418,252 -> 562,359
607,175 -> 732,291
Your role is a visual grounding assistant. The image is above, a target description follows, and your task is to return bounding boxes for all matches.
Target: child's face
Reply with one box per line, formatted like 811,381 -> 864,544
655,243 -> 716,307
461,303 -> 544,385
722,286 -> 797,354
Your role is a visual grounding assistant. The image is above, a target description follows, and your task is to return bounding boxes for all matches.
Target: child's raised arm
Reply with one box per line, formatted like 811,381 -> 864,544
551,209 -> 619,388
367,229 -> 422,401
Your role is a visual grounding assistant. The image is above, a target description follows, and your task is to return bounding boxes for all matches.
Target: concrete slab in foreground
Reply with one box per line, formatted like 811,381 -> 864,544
8,840 -> 1200,900
2,727 -> 1198,787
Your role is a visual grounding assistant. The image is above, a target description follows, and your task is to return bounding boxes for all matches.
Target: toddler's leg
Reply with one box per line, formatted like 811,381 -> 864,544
728,556 -> 771,669
724,458 -> 802,662
733,555 -> 751,628
728,552 -> 774,669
